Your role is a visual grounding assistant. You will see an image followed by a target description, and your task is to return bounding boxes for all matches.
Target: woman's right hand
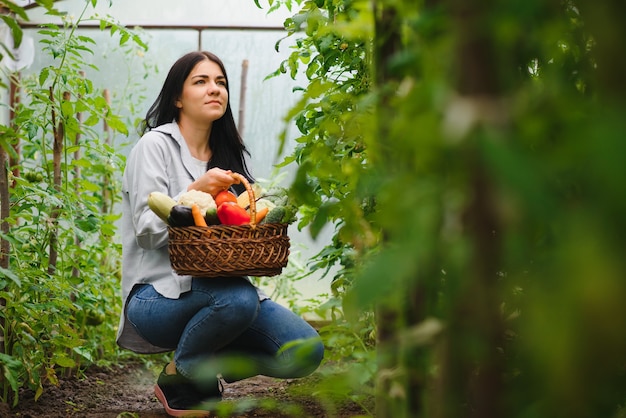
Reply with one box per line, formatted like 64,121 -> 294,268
187,167 -> 239,197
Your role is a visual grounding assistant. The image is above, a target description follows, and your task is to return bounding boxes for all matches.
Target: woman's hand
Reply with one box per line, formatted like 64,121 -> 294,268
187,167 -> 239,197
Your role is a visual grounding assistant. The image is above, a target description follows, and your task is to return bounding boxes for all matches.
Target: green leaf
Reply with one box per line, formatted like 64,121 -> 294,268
131,33 -> 148,51
73,346 -> 94,363
310,199 -> 337,239
0,353 -> 23,392
0,1 -> 29,20
75,214 -> 99,232
119,32 -> 130,46
52,356 -> 76,368
106,115 -> 129,135
61,99 -> 73,117
0,266 -> 21,286
77,35 -> 96,44
0,15 -> 23,49
39,67 -> 51,86
83,113 -> 100,127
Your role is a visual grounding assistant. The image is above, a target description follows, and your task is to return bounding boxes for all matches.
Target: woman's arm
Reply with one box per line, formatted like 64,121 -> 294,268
124,133 -> 173,249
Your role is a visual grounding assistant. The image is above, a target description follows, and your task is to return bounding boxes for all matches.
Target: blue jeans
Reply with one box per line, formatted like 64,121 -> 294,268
126,277 -> 324,381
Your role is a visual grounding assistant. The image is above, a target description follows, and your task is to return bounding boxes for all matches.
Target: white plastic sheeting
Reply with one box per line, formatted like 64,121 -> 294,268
17,0 -> 334,301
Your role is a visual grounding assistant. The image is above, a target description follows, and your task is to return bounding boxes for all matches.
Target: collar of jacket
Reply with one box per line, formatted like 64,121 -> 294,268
151,121 -> 202,181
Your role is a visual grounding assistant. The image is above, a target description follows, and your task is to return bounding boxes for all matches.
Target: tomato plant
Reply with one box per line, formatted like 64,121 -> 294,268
0,0 -> 147,405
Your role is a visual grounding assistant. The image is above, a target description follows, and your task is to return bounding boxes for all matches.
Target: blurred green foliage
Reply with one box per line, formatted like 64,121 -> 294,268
266,0 -> 626,416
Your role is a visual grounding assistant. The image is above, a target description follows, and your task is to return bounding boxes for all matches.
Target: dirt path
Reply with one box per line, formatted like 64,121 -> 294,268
2,361 -> 369,417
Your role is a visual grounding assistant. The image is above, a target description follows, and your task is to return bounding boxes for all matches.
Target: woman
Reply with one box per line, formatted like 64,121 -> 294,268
117,51 -> 324,417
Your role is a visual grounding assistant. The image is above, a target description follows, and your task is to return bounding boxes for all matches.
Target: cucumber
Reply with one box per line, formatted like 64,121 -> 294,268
261,206 -> 286,224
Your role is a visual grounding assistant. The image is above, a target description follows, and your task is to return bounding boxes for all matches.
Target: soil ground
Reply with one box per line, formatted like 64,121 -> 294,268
1,361 -> 371,417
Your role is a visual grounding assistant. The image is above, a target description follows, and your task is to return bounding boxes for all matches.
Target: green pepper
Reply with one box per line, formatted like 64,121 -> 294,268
217,202 -> 250,225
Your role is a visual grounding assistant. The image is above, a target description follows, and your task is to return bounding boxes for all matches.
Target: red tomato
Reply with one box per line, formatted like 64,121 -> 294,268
214,190 -> 237,207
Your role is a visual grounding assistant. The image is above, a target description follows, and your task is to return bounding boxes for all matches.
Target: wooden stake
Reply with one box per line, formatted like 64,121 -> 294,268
238,59 -> 249,137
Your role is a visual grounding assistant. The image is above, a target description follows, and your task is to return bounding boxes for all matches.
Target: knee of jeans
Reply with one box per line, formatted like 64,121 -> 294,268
229,284 -> 260,323
307,338 -> 325,373
284,337 -> 325,378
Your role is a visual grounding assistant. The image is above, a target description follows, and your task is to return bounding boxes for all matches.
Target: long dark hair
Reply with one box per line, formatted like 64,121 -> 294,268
140,51 -> 253,191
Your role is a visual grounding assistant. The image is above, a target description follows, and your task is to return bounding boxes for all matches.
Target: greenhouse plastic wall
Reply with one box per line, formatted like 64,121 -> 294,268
11,0 -> 334,301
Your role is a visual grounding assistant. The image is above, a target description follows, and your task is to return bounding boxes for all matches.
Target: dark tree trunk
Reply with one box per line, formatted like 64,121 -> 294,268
440,0 -> 505,417
372,2 -> 427,417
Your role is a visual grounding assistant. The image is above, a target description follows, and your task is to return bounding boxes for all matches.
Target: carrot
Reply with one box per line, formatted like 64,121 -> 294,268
191,203 -> 208,227
255,207 -> 270,223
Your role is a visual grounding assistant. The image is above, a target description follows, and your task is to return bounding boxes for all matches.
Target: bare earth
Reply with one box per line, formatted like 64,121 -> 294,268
1,361 -> 370,417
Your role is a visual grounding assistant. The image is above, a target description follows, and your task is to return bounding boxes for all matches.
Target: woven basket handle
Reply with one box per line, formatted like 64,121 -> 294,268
230,172 -> 257,227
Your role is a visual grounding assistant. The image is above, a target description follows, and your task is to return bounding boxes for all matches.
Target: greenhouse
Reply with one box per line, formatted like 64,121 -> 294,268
1,0 -> 626,417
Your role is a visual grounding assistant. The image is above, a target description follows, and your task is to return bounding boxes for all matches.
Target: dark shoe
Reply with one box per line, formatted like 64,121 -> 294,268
154,365 -> 222,417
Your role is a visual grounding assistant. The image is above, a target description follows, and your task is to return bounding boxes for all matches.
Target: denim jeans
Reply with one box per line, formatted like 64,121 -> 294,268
126,277 -> 324,381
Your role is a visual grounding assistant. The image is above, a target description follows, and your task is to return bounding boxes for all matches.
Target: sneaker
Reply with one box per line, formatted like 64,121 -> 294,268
154,365 -> 222,417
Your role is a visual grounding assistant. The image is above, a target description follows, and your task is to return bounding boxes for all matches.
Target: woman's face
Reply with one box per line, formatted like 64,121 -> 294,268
176,59 -> 228,126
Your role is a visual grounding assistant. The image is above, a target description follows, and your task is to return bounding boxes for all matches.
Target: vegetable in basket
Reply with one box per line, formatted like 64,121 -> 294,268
148,189 -> 220,226
167,205 -> 194,227
214,190 -> 237,207
261,206 -> 286,224
147,192 -> 177,223
178,189 -> 217,214
217,202 -> 250,225
191,204 -> 208,227
147,181 -> 295,227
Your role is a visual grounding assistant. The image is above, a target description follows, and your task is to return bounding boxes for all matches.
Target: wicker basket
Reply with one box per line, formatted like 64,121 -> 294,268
168,173 -> 290,277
